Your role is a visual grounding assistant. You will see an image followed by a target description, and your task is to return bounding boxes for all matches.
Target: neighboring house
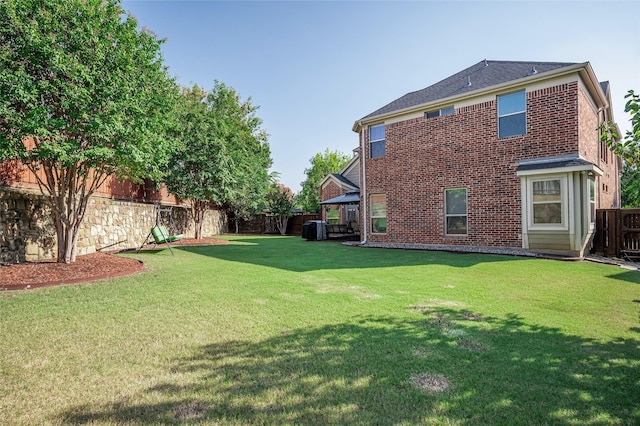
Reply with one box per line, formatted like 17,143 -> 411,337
337,59 -> 621,257
320,150 -> 361,226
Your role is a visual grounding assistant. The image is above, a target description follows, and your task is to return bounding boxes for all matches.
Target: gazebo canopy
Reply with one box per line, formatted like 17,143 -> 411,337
320,192 -> 360,205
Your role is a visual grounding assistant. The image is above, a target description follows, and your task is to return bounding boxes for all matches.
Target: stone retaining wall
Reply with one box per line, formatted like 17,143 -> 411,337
0,187 -> 226,265
0,189 -> 55,264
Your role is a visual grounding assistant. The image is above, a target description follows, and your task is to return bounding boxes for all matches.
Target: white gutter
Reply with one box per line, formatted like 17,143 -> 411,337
359,123 -> 367,245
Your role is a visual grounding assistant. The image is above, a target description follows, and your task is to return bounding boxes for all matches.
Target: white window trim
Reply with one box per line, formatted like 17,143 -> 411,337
425,107 -> 454,118
444,188 -> 468,236
497,90 -> 526,138
369,124 -> 385,159
587,175 -> 596,227
370,194 -> 387,234
526,175 -> 569,231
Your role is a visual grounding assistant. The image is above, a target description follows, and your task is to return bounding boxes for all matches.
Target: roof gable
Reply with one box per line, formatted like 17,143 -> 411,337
320,172 -> 359,195
361,60 -> 579,121
329,173 -> 358,188
320,153 -> 361,192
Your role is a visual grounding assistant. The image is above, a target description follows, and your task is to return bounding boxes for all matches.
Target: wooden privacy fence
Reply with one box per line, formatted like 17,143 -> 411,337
594,209 -> 640,258
232,213 -> 321,236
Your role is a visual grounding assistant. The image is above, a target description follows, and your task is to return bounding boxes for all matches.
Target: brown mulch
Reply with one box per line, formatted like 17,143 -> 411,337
0,237 -> 228,291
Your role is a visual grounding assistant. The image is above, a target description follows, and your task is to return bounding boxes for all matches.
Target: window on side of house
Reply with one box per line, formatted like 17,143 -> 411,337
370,194 -> 387,234
445,188 -> 467,235
589,177 -> 596,223
599,124 -> 609,164
425,107 -> 454,118
532,179 -> 563,224
498,90 -> 526,138
369,124 -> 385,158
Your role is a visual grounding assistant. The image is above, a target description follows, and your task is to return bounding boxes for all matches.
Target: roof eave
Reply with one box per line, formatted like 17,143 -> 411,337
578,62 -> 608,110
338,153 -> 360,175
516,163 -> 604,177
319,173 -> 358,191
352,62 -> 593,133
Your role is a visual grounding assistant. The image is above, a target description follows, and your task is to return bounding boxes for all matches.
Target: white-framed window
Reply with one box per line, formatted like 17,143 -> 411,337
498,90 -> 526,138
528,176 -> 568,229
370,194 -> 387,234
589,177 -> 596,224
445,188 -> 467,235
425,107 -> 454,118
369,124 -> 385,159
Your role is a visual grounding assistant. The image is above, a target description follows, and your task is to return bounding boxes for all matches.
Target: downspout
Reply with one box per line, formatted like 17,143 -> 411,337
360,122 -> 368,245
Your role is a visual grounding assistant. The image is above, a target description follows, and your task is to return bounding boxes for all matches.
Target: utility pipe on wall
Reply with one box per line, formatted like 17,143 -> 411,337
359,122 -> 367,245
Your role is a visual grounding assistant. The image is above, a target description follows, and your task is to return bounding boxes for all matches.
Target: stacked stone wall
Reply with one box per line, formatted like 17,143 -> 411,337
0,187 -> 225,265
0,189 -> 55,264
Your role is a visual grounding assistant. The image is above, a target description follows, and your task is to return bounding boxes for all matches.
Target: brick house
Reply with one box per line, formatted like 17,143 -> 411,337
319,151 -> 360,226
326,59 -> 621,257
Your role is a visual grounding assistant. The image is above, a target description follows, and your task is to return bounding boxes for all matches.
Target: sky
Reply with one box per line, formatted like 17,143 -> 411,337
121,0 -> 640,193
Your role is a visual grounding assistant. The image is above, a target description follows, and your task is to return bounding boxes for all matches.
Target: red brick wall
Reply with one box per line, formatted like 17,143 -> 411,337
577,85 -> 619,209
0,136 -> 179,204
1,152 -> 179,205
362,81 -> 616,247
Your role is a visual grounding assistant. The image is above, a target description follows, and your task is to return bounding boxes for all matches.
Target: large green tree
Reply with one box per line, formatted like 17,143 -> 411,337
601,89 -> 640,207
619,164 -> 640,207
299,148 -> 351,213
265,182 -> 294,236
218,84 -> 271,235
166,82 -> 271,238
0,0 -> 179,263
601,90 -> 640,164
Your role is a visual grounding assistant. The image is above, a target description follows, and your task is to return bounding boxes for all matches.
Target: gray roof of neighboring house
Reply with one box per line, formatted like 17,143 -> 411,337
361,60 -> 580,120
330,173 -> 358,189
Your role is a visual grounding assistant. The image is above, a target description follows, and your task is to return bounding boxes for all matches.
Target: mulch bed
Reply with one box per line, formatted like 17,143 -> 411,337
0,237 -> 228,291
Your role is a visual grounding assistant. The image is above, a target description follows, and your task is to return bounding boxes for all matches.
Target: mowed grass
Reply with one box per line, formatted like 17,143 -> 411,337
1,236 -> 639,425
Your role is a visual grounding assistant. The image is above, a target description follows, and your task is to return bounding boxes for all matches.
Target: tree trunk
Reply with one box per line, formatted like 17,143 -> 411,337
276,215 -> 289,236
49,192 -> 88,263
235,219 -> 239,234
192,200 -> 208,239
29,158 -> 105,263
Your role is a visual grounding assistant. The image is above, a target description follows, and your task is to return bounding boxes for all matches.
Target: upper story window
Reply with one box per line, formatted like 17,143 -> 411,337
369,124 -> 385,158
425,107 -> 454,118
498,90 -> 526,138
599,123 -> 609,164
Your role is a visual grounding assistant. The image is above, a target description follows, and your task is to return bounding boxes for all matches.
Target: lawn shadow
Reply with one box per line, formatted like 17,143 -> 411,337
605,270 -> 640,285
176,236 -> 522,273
59,309 -> 640,425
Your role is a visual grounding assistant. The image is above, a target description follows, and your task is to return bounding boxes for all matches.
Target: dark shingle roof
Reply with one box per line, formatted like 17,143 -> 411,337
330,173 -> 358,189
517,156 -> 594,172
361,60 -> 579,120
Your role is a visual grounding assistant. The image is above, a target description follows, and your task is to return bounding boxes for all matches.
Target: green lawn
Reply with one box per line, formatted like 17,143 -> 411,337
1,236 -> 639,425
